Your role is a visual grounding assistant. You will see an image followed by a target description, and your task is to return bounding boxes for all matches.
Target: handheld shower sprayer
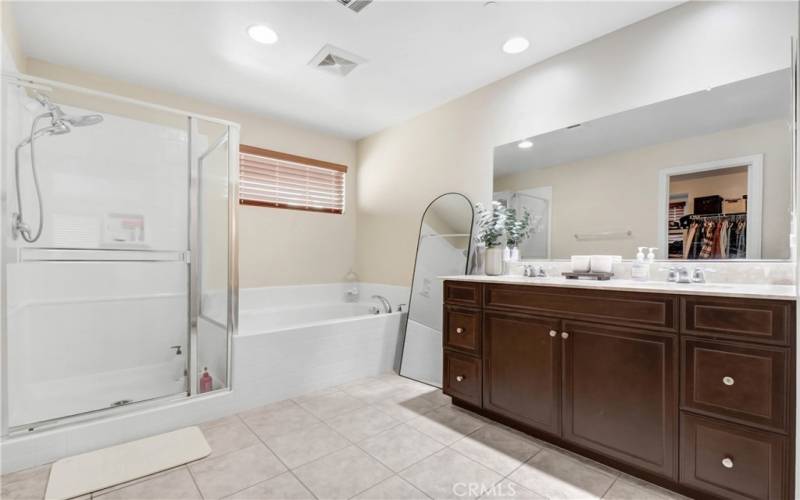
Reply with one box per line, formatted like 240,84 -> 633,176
12,92 -> 104,242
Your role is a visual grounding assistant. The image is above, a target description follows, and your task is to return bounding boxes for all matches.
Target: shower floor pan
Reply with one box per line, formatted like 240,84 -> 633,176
8,361 -> 186,430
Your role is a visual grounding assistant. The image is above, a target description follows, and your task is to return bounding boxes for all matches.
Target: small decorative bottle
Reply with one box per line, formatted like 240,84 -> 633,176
199,367 -> 213,393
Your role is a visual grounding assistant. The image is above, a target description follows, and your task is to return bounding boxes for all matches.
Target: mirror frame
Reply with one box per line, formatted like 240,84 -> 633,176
656,155 -> 764,260
397,192 -> 475,385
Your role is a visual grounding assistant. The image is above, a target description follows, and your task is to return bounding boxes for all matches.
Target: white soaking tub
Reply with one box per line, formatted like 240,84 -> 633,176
213,283 -> 409,407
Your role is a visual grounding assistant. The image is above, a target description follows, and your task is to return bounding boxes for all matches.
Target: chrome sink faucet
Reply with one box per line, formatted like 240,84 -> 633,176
523,265 -> 546,278
662,266 -> 690,283
663,266 -> 714,283
691,267 -> 715,283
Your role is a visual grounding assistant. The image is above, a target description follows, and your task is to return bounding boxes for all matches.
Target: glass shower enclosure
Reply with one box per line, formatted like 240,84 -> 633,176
0,73 -> 239,433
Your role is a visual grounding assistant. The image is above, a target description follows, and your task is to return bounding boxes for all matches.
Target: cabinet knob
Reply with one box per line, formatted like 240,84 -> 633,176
561,332 -> 569,339
456,375 -> 465,382
721,457 -> 734,469
456,327 -> 464,334
722,376 -> 735,386
549,330 -> 557,337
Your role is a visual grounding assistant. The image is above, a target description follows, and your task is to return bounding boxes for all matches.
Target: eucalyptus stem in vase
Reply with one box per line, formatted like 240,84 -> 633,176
504,207 -> 532,262
475,201 -> 507,276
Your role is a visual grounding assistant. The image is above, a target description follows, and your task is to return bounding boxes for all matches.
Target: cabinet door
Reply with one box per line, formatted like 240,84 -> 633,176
483,311 -> 562,436
562,321 -> 678,479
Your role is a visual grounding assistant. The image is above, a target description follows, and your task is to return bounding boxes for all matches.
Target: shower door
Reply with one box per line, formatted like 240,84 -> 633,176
2,79 -> 234,431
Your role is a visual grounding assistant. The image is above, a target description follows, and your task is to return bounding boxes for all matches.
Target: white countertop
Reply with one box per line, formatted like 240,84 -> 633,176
440,275 -> 797,300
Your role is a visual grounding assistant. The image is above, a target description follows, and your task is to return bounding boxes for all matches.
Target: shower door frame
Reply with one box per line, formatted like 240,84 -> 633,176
0,72 -> 240,436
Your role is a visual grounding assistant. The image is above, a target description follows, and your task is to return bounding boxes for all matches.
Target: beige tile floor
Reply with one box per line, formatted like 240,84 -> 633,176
1,374 -> 690,500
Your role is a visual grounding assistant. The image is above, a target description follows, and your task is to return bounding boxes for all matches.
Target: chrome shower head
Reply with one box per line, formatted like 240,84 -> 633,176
61,114 -> 103,127
48,122 -> 71,135
33,92 -> 104,129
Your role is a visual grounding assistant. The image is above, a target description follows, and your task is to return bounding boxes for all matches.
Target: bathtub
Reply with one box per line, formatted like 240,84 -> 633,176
215,283 -> 409,407
240,302 -> 386,334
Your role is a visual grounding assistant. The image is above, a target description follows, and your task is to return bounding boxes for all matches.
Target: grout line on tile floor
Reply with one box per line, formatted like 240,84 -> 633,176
184,463 -> 205,500
238,411 -> 321,500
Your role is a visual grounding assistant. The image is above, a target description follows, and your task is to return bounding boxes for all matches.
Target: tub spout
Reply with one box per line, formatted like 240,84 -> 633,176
371,295 -> 392,313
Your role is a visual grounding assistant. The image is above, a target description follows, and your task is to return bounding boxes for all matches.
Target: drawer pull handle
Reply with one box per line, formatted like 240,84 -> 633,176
456,375 -> 465,382
456,327 -> 464,334
549,330 -> 557,337
561,332 -> 569,339
722,376 -> 735,386
721,457 -> 734,469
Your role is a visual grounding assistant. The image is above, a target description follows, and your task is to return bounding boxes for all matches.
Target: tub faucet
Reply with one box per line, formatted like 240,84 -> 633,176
371,295 -> 392,313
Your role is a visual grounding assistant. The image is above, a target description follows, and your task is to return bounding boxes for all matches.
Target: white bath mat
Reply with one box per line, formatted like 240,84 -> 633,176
45,426 -> 210,500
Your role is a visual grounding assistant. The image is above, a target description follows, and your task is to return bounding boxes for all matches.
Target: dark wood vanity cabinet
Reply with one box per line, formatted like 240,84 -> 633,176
483,311 -> 562,435
442,280 -> 795,500
562,320 -> 678,478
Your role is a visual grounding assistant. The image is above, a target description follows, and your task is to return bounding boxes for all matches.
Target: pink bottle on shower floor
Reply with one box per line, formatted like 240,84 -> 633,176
199,367 -> 213,393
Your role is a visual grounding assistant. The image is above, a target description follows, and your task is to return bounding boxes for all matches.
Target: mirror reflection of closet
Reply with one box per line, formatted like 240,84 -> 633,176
663,161 -> 756,259
399,193 -> 474,387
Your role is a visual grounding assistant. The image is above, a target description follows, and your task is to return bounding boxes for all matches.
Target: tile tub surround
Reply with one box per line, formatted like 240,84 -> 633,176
1,374 -> 689,500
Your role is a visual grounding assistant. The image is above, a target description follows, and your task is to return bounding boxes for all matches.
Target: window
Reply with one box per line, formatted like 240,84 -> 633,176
239,145 -> 347,214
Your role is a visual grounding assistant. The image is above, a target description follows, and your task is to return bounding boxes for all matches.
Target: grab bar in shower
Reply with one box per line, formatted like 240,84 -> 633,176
18,247 -> 189,262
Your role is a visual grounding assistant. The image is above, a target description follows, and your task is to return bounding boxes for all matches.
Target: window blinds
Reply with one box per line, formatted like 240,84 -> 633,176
239,145 -> 347,214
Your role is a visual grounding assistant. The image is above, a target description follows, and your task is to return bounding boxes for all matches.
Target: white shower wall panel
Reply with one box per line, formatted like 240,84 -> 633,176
6,261 -> 188,427
10,103 -> 190,251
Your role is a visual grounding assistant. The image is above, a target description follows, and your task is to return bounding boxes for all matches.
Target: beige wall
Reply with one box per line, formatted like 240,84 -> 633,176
22,59 -> 358,288
670,169 -> 748,216
494,120 -> 791,259
356,1 -> 797,285
1,1 -> 25,73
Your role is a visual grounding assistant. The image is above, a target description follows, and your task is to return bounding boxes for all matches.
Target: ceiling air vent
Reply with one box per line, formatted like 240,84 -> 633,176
309,45 -> 366,77
338,0 -> 373,13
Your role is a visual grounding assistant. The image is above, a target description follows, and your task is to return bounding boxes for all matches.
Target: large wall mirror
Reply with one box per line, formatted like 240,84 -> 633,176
399,193 -> 473,387
493,67 -> 795,261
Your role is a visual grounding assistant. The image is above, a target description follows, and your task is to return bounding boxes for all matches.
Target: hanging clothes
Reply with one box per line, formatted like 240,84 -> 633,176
682,222 -> 699,259
697,221 -> 716,259
680,215 -> 746,260
718,220 -> 729,259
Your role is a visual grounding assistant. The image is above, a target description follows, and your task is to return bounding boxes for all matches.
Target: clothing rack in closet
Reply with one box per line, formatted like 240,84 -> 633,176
679,212 -> 747,260
683,212 -> 746,221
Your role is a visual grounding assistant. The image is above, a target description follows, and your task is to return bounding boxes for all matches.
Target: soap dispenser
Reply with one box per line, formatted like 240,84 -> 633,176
631,247 -> 649,281
646,247 -> 657,263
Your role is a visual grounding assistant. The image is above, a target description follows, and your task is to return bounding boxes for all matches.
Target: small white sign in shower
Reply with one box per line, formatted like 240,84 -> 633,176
103,213 -> 146,245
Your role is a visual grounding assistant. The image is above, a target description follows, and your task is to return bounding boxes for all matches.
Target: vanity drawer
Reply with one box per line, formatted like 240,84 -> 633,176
444,306 -> 481,354
680,412 -> 787,500
484,284 -> 678,331
682,339 -> 788,432
443,351 -> 482,407
444,280 -> 481,307
681,296 -> 793,346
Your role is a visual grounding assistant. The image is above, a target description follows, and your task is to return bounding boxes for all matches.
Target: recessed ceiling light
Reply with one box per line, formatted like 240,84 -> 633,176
503,36 -> 530,54
518,140 -> 533,149
248,25 -> 278,45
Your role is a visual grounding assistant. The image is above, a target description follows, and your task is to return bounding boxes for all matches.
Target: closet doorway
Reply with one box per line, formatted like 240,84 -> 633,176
657,155 -> 763,259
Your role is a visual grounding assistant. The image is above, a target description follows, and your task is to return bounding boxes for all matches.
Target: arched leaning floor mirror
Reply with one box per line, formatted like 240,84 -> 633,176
399,193 -> 474,387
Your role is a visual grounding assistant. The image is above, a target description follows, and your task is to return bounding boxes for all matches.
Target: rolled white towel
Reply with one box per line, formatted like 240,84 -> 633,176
590,255 -> 614,273
571,255 -> 591,272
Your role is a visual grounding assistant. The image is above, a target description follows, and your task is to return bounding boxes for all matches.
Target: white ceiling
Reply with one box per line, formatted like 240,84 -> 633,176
494,68 -> 793,178
11,1 -> 680,139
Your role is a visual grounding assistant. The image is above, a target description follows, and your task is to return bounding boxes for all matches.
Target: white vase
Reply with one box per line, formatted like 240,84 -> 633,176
485,246 -> 504,276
